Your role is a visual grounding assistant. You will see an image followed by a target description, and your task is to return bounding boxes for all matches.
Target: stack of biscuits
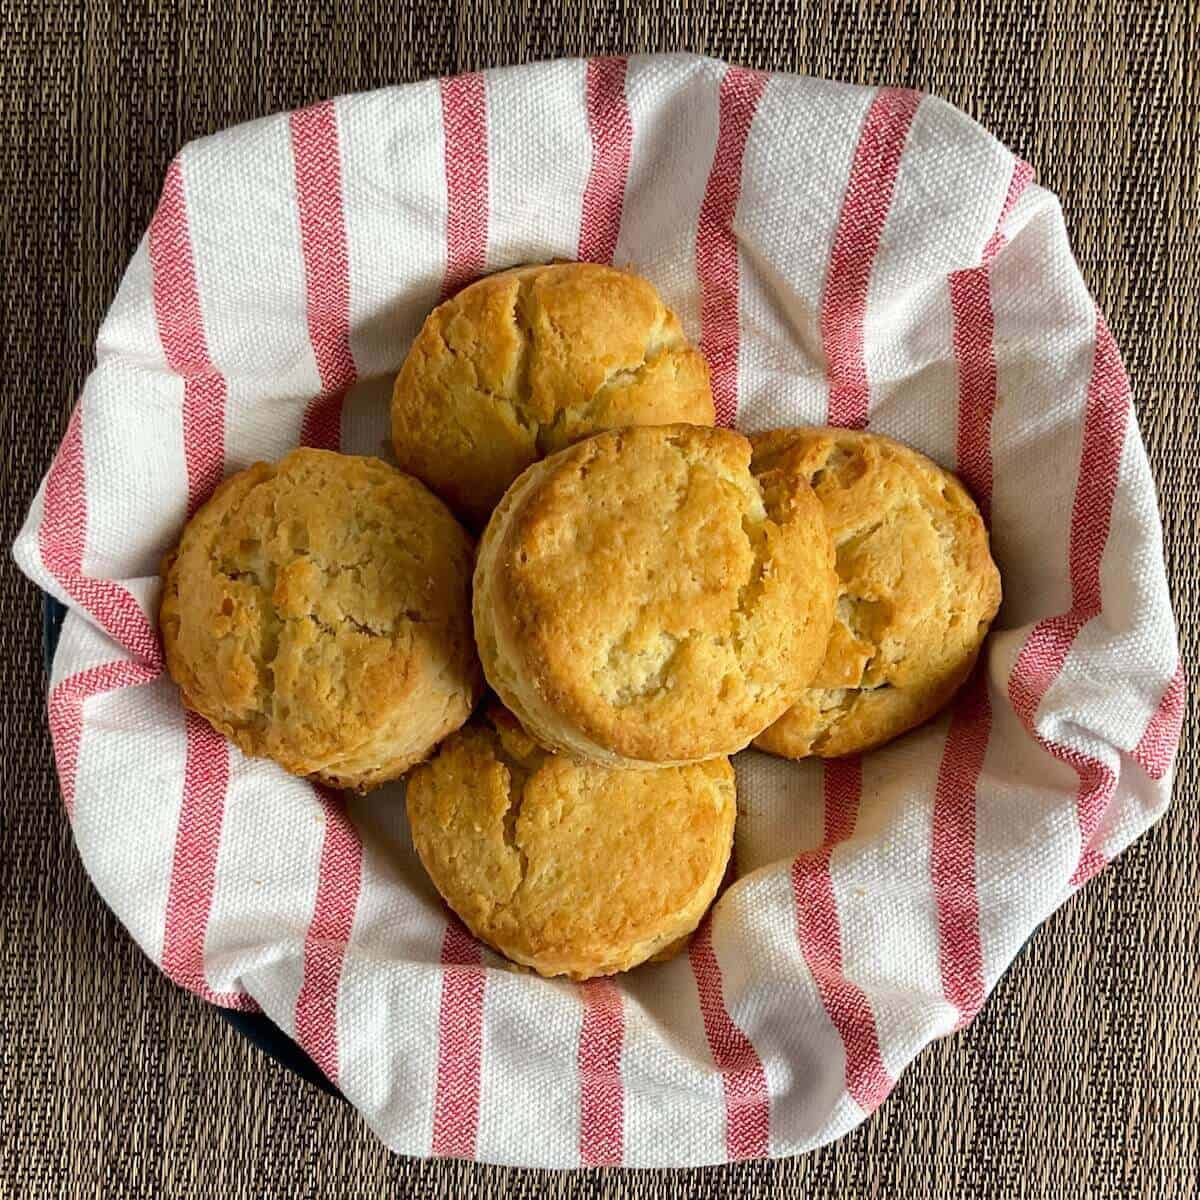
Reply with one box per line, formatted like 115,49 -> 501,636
162,262 -> 1001,981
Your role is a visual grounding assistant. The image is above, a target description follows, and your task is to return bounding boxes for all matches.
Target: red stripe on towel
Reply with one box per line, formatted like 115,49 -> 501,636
821,88 -> 922,430
951,158 -> 1034,521
689,919 -> 770,1160
696,66 -> 769,427
149,157 -> 227,516
431,921 -> 486,1158
930,671 -> 991,1027
931,157 -> 1035,1024
47,660 -> 163,820
1131,665 -> 1186,781
578,57 -> 633,266
949,258 -> 1001,521
291,100 -> 357,450
36,407 -> 163,666
578,978 -> 625,1166
160,712 -> 258,1010
792,757 -> 893,1112
1007,313 -> 1132,887
294,784 -> 365,1086
981,160 -> 1034,265
439,73 -> 489,300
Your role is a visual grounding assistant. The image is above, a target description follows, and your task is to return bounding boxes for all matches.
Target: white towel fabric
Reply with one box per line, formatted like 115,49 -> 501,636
15,54 -> 1183,1168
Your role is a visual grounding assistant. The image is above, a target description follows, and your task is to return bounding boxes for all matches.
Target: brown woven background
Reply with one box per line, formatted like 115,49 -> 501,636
3,2 -> 1196,1196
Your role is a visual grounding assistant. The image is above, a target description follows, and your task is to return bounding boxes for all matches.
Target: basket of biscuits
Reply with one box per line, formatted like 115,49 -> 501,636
17,58 -> 1181,1168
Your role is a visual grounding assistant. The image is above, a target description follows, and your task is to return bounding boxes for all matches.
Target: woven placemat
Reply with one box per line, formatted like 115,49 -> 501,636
3,2 -> 1196,1196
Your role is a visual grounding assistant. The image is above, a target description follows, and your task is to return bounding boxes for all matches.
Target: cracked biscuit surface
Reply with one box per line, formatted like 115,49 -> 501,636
406,706 -> 736,979
160,448 -> 481,791
750,427 -> 1002,759
391,262 -> 714,527
473,424 -> 838,767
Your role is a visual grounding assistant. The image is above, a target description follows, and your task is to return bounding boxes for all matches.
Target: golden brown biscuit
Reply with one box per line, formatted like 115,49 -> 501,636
406,706 -> 736,979
750,427 -> 1002,759
391,262 -> 714,527
160,448 -> 481,790
474,424 -> 838,767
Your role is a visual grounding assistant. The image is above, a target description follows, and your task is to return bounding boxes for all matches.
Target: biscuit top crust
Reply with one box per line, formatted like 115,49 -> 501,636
160,448 -> 477,778
406,707 -> 736,978
392,262 -> 714,526
480,424 -> 837,763
750,427 -> 1002,758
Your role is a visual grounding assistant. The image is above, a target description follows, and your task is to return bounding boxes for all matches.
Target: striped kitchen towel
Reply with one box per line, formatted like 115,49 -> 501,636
14,54 -> 1183,1168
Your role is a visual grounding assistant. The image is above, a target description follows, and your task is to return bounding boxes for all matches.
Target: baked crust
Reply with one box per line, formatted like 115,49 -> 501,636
473,424 -> 838,766
391,262 -> 714,527
750,427 -> 1002,759
406,706 -> 736,979
160,448 -> 481,790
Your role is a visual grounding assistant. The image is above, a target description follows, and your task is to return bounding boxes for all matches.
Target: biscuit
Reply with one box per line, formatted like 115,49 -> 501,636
406,706 -> 737,979
391,262 -> 714,527
750,427 -> 1002,759
473,424 -> 838,767
160,448 -> 481,790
